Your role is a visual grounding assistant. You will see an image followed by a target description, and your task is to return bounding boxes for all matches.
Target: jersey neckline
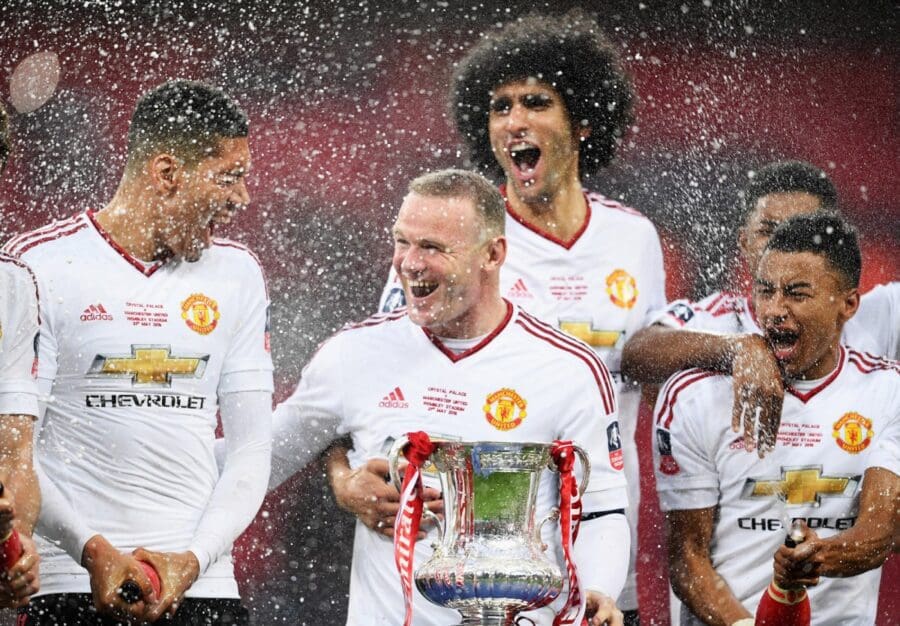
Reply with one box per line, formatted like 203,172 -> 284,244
785,345 -> 845,403
500,184 -> 591,250
421,300 -> 514,363
86,209 -> 168,277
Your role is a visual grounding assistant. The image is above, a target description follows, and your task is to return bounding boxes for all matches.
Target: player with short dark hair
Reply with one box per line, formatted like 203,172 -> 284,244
4,79 -> 273,625
623,161 -> 898,454
654,212 -> 897,625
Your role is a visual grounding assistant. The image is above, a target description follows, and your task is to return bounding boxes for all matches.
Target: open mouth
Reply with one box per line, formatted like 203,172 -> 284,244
509,142 -> 541,174
408,280 -> 438,298
766,328 -> 800,361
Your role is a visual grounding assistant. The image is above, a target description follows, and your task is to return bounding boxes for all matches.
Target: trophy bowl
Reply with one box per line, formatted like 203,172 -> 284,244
389,438 -> 590,626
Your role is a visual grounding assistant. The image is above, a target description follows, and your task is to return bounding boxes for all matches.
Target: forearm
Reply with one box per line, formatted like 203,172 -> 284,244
0,415 -> 40,533
574,511 -> 629,599
34,459 -> 97,562
621,325 -> 742,384
670,550 -> 750,626
189,390 -> 272,573
818,467 -> 898,577
270,403 -> 342,490
324,438 -> 355,509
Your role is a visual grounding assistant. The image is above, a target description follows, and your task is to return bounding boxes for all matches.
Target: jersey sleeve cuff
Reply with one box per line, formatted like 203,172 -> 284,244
0,392 -> 40,418
656,486 -> 719,512
581,486 -> 628,512
218,369 -> 275,395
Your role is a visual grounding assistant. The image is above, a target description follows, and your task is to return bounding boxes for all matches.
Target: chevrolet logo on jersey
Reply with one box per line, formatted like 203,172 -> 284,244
742,466 -> 860,506
558,321 -> 624,349
87,345 -> 208,387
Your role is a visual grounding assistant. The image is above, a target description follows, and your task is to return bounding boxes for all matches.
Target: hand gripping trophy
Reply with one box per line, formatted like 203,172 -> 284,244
390,432 -> 590,626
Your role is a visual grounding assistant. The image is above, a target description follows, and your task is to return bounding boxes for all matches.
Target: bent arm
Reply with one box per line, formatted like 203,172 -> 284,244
667,507 -> 751,626
575,511 -> 629,600
622,324 -> 746,384
0,415 -> 39,533
188,390 -> 272,573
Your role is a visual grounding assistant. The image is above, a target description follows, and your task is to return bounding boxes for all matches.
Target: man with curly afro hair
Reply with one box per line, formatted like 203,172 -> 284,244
321,9 -> 668,626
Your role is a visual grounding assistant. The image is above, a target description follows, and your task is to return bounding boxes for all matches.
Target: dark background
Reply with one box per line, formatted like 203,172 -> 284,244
0,1 -> 896,623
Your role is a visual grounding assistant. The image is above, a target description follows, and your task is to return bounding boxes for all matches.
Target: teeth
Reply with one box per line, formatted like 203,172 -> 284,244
509,142 -> 534,153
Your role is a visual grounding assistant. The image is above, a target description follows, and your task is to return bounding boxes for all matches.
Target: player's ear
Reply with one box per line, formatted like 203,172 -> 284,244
838,286 -> 860,324
483,235 -> 506,271
149,154 -> 181,195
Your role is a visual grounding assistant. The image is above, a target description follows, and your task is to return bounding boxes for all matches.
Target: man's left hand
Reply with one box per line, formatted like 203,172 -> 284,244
134,548 -> 200,621
0,532 -> 39,608
585,590 -> 623,626
773,523 -> 823,588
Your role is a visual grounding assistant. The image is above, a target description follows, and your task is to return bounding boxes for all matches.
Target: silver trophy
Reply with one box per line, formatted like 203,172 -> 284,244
389,437 -> 590,626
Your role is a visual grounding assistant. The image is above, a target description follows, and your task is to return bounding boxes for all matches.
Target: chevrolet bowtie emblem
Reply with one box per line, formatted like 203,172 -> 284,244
742,466 -> 860,506
558,321 -> 624,348
87,345 -> 208,387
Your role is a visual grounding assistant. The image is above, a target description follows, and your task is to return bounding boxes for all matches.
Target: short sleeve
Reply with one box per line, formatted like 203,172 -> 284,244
218,253 -> 274,394
561,356 -> 628,512
845,283 -> 900,360
867,395 -> 899,477
653,371 -> 721,511
0,261 -> 40,416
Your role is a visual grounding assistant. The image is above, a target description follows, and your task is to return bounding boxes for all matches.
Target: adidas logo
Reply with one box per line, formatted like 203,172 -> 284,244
378,386 -> 409,409
80,303 -> 114,322
506,278 -> 533,299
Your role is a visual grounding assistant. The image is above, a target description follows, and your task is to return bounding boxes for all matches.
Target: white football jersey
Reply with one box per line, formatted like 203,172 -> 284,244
656,282 -> 899,359
276,303 -> 627,625
5,211 -> 274,597
0,254 -> 40,417
653,348 -> 899,626
379,189 -> 666,609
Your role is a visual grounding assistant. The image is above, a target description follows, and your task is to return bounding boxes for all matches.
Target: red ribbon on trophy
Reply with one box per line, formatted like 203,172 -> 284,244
551,440 -> 586,626
393,431 -> 436,626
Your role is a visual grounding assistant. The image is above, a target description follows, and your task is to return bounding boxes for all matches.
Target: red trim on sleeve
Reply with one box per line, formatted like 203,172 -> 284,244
656,369 -> 718,429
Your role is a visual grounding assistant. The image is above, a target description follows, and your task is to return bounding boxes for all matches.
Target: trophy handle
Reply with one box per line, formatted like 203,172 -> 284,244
387,435 -> 444,543
547,443 -> 591,496
534,507 -> 561,547
387,435 -> 409,492
572,443 -> 591,496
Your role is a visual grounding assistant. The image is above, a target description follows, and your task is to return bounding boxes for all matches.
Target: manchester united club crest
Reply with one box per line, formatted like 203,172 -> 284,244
181,293 -> 220,335
832,412 -> 873,454
484,388 -> 527,431
605,269 -> 638,309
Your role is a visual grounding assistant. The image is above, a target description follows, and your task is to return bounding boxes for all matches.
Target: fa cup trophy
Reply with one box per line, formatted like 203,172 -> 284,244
389,432 -> 590,626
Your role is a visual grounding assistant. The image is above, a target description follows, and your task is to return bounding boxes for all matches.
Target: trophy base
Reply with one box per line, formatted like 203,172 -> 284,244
453,604 -> 521,626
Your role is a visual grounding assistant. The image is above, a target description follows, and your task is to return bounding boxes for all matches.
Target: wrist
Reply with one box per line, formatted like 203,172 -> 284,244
81,534 -> 112,569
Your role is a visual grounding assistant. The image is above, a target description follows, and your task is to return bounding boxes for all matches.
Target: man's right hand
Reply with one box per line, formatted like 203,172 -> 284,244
0,532 -> 39,608
82,534 -> 155,621
730,334 -> 784,456
330,457 -> 442,538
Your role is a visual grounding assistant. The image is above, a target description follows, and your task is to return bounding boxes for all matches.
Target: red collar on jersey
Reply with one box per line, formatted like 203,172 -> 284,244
87,209 -> 168,277
785,345 -> 845,403
421,299 -> 514,363
500,184 -> 591,250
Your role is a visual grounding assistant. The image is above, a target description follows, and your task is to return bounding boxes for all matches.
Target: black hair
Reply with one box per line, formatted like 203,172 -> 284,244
126,79 -> 248,171
766,212 -> 860,288
450,8 -> 634,179
744,160 -> 838,218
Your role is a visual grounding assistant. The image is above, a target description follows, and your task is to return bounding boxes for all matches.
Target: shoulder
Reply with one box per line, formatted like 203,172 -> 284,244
693,291 -> 748,317
339,307 -> 409,335
859,282 -> 900,314
0,253 -> 36,285
656,368 -> 729,429
513,307 -> 616,412
845,347 -> 900,378
206,238 -> 269,283
3,213 -> 90,260
585,190 -> 657,231
309,309 -> 409,365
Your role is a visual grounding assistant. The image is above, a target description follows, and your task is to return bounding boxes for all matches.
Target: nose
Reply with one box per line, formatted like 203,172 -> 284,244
398,245 -> 426,275
505,102 -> 529,134
230,180 -> 250,209
759,291 -> 789,322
